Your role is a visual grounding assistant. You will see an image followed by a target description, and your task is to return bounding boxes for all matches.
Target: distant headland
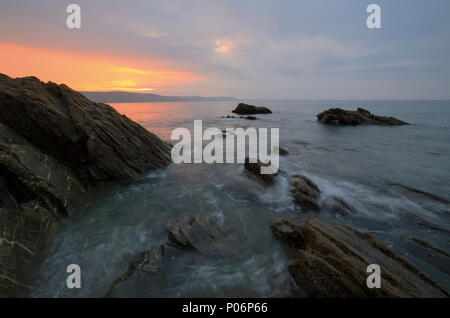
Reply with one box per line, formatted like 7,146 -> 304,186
81,91 -> 237,103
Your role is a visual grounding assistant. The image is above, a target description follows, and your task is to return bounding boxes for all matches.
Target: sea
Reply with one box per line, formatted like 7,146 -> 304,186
31,100 -> 450,297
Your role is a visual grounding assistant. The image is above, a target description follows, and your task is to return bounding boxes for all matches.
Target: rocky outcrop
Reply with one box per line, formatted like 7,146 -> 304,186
244,157 -> 278,185
271,218 -> 448,297
0,74 -> 171,296
232,103 -> 272,115
107,216 -> 239,297
291,175 -> 321,211
317,108 -> 409,126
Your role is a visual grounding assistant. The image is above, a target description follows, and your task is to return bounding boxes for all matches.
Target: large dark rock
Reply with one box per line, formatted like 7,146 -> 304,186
0,74 -> 171,296
291,175 -> 321,211
244,157 -> 278,185
232,103 -> 272,115
317,108 -> 409,126
271,218 -> 448,297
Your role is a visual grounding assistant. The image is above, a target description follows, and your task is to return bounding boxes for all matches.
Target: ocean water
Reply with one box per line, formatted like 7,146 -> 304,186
31,100 -> 450,297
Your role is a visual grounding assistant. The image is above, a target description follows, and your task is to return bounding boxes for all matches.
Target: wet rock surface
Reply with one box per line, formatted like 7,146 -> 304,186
107,216 -> 240,297
0,74 -> 171,296
317,108 -> 409,126
290,175 -> 321,211
244,157 -> 278,185
271,218 -> 449,297
404,237 -> 450,275
232,103 -> 272,115
321,195 -> 357,216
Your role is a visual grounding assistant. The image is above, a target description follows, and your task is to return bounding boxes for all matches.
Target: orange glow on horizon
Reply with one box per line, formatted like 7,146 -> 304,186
0,43 -> 205,92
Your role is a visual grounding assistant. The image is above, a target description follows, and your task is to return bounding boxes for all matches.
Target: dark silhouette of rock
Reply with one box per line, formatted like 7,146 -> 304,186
317,108 -> 409,126
244,157 -> 277,185
271,218 -> 449,297
278,147 -> 289,155
244,116 -> 258,120
232,103 -> 272,115
0,74 -> 171,296
291,175 -> 321,211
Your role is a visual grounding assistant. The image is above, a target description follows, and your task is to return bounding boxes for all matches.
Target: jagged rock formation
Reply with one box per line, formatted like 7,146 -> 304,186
291,175 -> 321,211
0,74 -> 171,296
232,103 -> 272,115
271,218 -> 448,297
107,216 -> 240,297
244,157 -> 278,185
317,108 -> 409,126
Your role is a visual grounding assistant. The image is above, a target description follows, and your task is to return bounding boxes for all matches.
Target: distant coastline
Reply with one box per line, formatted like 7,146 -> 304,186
81,91 -> 237,103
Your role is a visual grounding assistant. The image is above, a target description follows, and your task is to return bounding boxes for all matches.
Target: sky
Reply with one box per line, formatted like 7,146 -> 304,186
0,0 -> 449,99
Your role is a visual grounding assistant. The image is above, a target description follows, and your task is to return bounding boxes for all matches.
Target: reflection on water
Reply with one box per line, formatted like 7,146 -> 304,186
112,101 -> 239,140
33,100 -> 450,297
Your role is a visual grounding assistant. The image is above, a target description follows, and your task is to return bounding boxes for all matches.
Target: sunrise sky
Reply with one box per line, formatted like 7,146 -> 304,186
1,0 -> 449,99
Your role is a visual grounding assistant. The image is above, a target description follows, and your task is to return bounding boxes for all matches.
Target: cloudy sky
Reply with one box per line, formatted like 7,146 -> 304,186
0,0 -> 449,99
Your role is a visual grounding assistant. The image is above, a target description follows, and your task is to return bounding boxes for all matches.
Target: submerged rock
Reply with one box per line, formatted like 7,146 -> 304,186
271,218 -> 449,297
108,216 -> 239,297
291,175 -> 321,211
243,116 -> 258,120
278,147 -> 289,155
321,195 -> 357,216
0,74 -> 171,296
232,103 -> 272,115
404,237 -> 450,275
244,157 -> 278,185
317,108 -> 409,126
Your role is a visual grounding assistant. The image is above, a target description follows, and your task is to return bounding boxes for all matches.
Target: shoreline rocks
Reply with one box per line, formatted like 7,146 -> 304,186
291,175 -> 321,211
317,107 -> 409,126
107,216 -> 239,297
271,218 -> 449,297
0,74 -> 171,296
232,103 -> 272,115
244,157 -> 278,185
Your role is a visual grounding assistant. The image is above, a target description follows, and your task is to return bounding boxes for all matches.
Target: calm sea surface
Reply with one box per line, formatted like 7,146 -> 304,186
32,100 -> 450,297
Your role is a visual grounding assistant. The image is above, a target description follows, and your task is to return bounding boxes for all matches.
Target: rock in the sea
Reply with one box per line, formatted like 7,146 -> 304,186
232,103 -> 272,115
271,218 -> 448,297
244,116 -> 258,120
291,175 -> 321,211
321,195 -> 357,216
244,157 -> 278,185
0,74 -> 171,296
317,107 -> 409,126
168,216 -> 222,254
278,147 -> 289,155
108,216 -> 239,297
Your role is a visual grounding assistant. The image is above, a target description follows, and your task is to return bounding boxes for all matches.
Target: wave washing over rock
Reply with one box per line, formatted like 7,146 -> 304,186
0,74 -> 171,296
